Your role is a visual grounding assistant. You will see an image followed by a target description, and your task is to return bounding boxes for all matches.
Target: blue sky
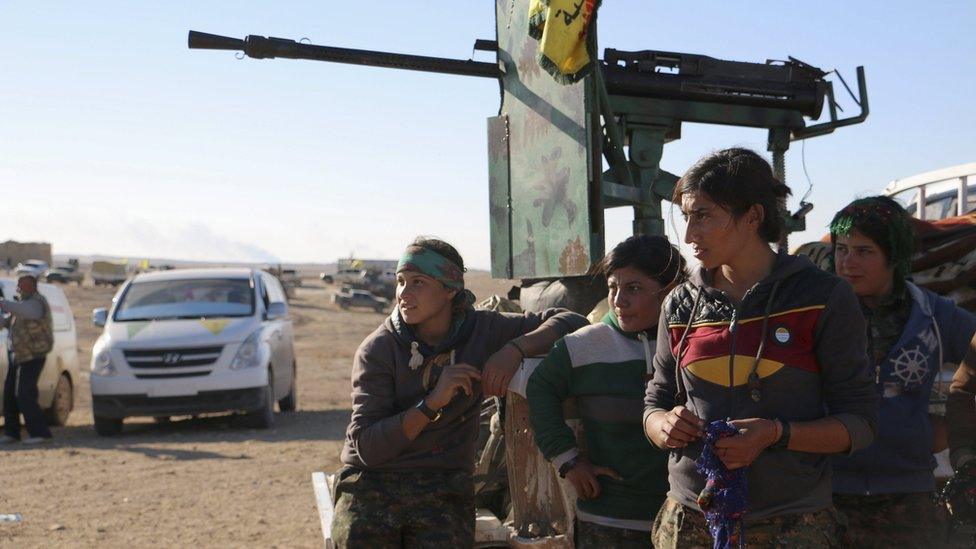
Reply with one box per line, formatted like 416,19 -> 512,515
2,2 -> 973,270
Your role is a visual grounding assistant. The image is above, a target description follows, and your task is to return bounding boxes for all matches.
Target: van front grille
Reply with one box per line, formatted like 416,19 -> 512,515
123,346 -> 224,369
134,371 -> 211,380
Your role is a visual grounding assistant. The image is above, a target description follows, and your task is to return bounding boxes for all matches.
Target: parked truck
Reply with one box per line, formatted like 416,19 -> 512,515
91,260 -> 128,286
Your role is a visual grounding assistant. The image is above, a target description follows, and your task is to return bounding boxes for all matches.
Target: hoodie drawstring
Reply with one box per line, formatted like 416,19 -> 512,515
638,332 -> 654,378
674,289 -> 706,408
408,341 -> 423,370
746,279 -> 783,403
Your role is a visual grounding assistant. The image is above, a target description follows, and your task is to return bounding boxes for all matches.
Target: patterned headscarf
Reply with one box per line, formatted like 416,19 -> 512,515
829,196 -> 916,281
397,245 -> 465,290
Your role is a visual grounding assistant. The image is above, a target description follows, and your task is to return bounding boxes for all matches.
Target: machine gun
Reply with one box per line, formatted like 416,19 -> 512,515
189,27 -> 867,280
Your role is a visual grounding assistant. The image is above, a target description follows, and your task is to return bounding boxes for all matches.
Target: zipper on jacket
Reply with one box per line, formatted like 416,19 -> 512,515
728,306 -> 739,416
726,284 -> 760,417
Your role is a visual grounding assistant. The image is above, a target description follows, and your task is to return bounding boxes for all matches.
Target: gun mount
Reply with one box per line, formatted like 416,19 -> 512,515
189,25 -> 867,281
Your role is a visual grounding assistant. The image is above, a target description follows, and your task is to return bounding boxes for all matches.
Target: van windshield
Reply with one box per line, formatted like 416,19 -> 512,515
114,278 -> 254,321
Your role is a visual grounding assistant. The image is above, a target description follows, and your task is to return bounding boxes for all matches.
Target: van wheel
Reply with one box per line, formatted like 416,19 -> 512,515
278,366 -> 297,412
94,416 -> 123,436
45,374 -> 73,427
244,376 -> 275,429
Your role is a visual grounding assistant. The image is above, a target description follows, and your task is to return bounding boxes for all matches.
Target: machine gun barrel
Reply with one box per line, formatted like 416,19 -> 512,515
188,31 -> 245,51
188,31 -> 500,79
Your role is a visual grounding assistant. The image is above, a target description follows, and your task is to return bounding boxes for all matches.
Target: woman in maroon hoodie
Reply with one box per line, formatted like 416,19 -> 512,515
332,237 -> 587,548
644,148 -> 878,547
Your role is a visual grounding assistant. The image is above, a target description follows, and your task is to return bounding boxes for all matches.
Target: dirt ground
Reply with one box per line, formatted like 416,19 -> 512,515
0,273 -> 514,548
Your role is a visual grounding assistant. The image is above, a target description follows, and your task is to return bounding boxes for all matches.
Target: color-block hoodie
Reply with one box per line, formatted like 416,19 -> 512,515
527,312 -> 669,530
644,251 -> 878,521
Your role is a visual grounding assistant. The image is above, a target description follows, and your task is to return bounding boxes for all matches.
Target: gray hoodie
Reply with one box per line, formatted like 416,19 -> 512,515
341,308 -> 587,473
644,252 -> 878,521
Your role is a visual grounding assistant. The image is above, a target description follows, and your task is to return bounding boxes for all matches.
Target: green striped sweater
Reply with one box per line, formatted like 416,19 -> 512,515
526,313 -> 669,530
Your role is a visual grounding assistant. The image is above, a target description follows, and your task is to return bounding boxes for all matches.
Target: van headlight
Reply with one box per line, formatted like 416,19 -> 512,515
92,349 -> 117,377
230,330 -> 263,371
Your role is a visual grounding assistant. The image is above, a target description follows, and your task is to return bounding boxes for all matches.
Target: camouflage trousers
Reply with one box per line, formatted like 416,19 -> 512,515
833,492 -> 947,549
331,466 -> 475,549
575,519 -> 650,548
651,497 -> 840,548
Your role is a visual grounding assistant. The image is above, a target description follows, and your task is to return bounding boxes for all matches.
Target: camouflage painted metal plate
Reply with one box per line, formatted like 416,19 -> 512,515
490,0 -> 601,280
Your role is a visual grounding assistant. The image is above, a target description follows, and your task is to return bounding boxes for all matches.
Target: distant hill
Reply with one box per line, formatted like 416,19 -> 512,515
53,253 -> 336,275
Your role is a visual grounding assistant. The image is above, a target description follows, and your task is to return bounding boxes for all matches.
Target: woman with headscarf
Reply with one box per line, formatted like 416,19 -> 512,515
829,196 -> 976,547
332,237 -> 588,548
643,148 -> 878,547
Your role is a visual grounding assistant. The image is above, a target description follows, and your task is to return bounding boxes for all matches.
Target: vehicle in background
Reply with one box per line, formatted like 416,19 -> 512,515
333,288 -> 390,312
376,269 -> 396,285
280,269 -> 302,288
89,268 -> 297,436
0,279 -> 79,426
264,266 -> 300,300
14,259 -> 49,279
327,268 -> 367,285
45,264 -> 84,285
91,260 -> 128,286
885,162 -> 976,221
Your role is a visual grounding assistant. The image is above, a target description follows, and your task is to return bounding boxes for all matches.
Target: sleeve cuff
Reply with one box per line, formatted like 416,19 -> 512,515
833,412 -> 875,454
550,447 -> 579,470
643,408 -> 666,446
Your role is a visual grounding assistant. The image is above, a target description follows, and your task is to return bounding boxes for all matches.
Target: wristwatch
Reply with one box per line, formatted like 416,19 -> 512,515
558,456 -> 580,478
772,419 -> 791,449
415,398 -> 442,423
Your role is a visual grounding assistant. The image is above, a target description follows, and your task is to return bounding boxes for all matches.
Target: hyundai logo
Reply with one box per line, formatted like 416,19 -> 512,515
162,353 -> 182,365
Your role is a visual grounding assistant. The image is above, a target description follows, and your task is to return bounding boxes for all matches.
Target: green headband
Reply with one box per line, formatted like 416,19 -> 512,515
397,246 -> 465,290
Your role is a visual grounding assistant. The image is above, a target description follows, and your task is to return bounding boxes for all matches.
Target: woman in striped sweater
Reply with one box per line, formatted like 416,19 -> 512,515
527,234 -> 685,548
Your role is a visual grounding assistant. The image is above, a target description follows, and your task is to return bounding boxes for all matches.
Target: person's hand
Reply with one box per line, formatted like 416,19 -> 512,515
714,418 -> 778,470
564,456 -> 622,500
481,343 -> 522,397
426,363 -> 482,410
649,406 -> 704,449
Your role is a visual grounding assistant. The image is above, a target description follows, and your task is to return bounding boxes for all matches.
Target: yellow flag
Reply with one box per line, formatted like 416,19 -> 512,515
528,0 -> 600,84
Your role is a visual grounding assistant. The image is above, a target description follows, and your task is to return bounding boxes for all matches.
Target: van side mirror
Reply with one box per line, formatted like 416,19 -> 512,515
267,302 -> 287,320
92,308 -> 108,327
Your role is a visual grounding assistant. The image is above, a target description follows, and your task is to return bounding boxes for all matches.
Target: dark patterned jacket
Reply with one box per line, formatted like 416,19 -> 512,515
644,251 -> 878,521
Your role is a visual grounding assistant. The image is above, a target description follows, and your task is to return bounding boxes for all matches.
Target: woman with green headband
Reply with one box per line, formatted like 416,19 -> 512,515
829,195 -> 976,547
333,237 -> 588,548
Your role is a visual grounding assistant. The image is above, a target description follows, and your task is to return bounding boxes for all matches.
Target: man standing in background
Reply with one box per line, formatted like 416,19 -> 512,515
1,271 -> 54,444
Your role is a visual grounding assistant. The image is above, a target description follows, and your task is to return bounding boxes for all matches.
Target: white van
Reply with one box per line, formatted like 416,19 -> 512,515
0,280 -> 79,426
885,162 -> 976,221
90,268 -> 296,436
